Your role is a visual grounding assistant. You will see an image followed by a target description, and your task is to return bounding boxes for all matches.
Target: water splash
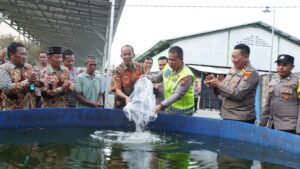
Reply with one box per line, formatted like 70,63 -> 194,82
123,77 -> 157,132
90,130 -> 162,144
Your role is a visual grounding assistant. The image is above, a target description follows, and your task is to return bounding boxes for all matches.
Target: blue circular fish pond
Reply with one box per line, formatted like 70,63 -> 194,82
0,108 -> 299,168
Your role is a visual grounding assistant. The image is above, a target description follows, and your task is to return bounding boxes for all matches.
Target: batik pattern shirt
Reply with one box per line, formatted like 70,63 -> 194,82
0,62 -> 35,110
33,64 -> 47,97
40,65 -> 70,108
110,62 -> 143,109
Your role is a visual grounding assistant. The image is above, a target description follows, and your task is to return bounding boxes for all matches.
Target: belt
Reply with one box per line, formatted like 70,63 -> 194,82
167,106 -> 194,114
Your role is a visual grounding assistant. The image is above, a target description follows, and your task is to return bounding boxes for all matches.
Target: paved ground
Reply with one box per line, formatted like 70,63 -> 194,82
193,109 -> 221,119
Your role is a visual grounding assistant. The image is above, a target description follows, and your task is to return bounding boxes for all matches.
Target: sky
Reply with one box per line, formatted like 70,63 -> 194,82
1,0 -> 300,67
111,0 -> 300,65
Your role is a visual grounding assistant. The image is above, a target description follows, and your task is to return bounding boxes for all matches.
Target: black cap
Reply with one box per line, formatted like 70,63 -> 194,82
48,47 -> 62,54
275,54 -> 294,64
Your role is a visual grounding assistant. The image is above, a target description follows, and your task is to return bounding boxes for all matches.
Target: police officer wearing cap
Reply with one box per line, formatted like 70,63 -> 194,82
40,47 -> 75,108
260,54 -> 300,134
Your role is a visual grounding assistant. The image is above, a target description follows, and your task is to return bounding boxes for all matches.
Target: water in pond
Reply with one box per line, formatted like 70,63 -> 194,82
0,126 -> 298,169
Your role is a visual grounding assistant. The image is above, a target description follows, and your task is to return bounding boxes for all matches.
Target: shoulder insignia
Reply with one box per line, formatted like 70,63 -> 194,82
164,69 -> 171,77
180,77 -> 189,86
243,71 -> 252,80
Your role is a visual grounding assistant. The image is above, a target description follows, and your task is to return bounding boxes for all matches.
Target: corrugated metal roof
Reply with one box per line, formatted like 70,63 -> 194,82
188,64 -> 271,75
0,0 -> 126,66
189,65 -> 227,74
136,21 -> 300,62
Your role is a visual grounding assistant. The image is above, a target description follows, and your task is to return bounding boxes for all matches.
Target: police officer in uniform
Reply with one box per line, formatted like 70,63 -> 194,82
146,46 -> 195,115
205,44 -> 259,124
260,54 -> 300,134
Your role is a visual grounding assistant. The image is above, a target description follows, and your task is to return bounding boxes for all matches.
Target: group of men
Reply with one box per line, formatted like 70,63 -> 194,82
0,41 -> 299,134
204,44 -> 300,134
0,42 -> 104,110
112,43 -> 300,135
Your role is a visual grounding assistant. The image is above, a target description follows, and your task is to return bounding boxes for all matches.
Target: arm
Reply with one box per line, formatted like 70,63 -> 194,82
41,69 -> 71,96
41,80 -> 70,96
75,93 -> 99,107
75,75 -> 100,107
219,71 -> 259,101
0,48 -> 7,64
296,106 -> 300,134
96,77 -> 104,106
96,92 -> 104,106
0,68 -> 36,94
110,69 -> 130,103
154,77 -> 193,113
115,89 -> 130,103
259,88 -> 272,127
147,71 -> 163,83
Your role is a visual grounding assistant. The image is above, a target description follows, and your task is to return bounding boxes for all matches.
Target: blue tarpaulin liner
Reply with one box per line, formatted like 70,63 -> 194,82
0,108 -> 299,156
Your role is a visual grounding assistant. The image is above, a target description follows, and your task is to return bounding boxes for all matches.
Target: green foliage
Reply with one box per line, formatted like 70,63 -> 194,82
0,34 -> 45,65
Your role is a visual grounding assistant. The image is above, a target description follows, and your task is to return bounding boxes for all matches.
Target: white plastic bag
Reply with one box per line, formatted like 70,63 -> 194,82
123,77 -> 157,132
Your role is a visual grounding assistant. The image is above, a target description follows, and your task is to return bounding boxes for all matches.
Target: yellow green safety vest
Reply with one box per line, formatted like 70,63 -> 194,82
297,79 -> 300,99
163,64 -> 195,114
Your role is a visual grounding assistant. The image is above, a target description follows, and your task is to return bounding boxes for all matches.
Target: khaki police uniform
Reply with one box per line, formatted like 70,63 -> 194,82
219,64 -> 259,121
260,73 -> 300,132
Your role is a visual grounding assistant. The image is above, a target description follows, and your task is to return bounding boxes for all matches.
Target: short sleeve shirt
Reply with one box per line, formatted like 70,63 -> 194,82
110,62 -> 143,108
75,72 -> 102,107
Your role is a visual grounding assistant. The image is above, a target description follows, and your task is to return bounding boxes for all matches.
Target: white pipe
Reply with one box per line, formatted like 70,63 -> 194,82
269,9 -> 275,76
104,0 -> 115,108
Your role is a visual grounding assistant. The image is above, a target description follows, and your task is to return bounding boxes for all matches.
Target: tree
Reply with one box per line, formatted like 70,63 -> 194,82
0,34 -> 45,65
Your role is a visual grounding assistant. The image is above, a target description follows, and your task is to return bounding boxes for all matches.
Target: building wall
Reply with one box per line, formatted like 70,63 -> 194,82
229,27 -> 274,71
149,26 -> 300,72
174,31 -> 229,67
278,38 -> 300,70
150,49 -> 168,72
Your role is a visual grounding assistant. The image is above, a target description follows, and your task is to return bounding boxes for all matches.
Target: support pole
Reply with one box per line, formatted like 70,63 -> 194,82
104,0 -> 115,108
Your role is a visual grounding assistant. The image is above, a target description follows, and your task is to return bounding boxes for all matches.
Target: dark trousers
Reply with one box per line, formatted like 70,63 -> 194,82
279,130 -> 296,134
224,118 -> 256,124
35,96 -> 42,108
270,125 -> 297,134
194,98 -> 199,111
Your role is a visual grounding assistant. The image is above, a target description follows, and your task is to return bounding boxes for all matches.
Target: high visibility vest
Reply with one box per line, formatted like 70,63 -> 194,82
163,64 -> 195,114
297,79 -> 300,99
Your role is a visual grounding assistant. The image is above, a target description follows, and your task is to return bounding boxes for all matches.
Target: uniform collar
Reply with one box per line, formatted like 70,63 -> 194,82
233,62 -> 251,73
280,72 -> 292,81
172,64 -> 184,73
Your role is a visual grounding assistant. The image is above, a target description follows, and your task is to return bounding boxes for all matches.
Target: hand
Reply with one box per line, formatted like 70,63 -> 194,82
140,74 -> 149,79
68,82 -> 77,91
125,96 -> 130,104
62,80 -> 70,91
204,77 -> 221,88
93,103 -> 103,108
28,72 -> 38,84
217,75 -> 225,82
34,79 -> 43,87
154,104 -> 162,114
205,74 -> 215,81
0,48 -> 7,62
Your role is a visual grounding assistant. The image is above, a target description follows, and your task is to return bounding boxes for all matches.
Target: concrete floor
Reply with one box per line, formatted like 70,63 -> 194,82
193,109 -> 221,119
